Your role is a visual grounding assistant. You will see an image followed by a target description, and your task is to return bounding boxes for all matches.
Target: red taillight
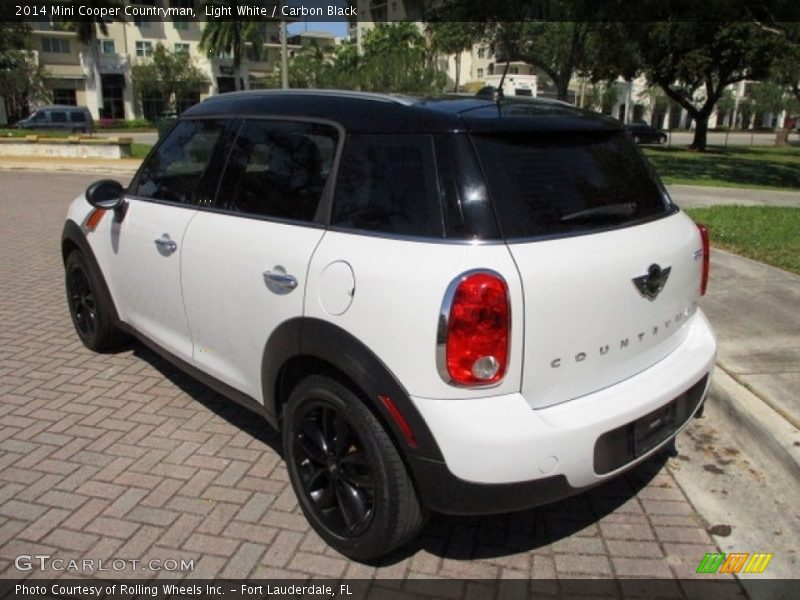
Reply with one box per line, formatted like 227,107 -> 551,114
443,272 -> 510,386
697,223 -> 710,296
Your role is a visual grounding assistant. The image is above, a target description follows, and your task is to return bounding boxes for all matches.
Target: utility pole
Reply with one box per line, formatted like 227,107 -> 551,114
280,20 -> 288,89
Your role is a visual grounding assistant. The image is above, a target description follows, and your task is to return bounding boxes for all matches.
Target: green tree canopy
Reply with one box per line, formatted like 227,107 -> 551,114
357,23 -> 445,94
0,23 -> 50,122
131,44 -> 208,114
612,3 -> 780,150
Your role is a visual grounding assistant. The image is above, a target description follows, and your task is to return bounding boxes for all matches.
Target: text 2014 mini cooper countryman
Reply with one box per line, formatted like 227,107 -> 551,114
63,91 -> 716,560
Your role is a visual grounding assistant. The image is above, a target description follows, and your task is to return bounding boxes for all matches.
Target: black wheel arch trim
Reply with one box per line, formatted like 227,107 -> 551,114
61,219 -> 121,325
262,317 -> 445,464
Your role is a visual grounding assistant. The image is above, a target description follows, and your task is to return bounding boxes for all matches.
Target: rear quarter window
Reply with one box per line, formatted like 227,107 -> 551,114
332,134 -> 443,237
473,131 -> 673,239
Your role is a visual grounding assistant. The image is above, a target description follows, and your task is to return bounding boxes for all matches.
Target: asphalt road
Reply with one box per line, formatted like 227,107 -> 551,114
0,170 -> 795,588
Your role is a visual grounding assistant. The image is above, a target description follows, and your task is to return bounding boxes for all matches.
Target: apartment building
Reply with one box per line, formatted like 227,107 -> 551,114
29,6 -> 297,121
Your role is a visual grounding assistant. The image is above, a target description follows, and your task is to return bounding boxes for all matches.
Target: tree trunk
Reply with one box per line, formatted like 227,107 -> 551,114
689,114 -> 709,151
556,77 -> 570,102
774,127 -> 791,146
454,53 -> 461,93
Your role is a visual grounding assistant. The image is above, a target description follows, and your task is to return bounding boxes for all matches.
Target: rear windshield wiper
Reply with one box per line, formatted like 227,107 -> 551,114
560,202 -> 637,223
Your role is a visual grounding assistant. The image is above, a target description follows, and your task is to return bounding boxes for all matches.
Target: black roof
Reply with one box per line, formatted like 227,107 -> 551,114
181,90 -> 622,134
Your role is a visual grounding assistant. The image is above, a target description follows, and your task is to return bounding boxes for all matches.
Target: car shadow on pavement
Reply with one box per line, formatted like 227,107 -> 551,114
130,344 -> 284,454
372,453 -> 670,566
129,341 -> 671,567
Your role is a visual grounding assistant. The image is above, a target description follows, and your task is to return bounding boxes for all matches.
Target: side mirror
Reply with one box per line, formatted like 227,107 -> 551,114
86,179 -> 124,210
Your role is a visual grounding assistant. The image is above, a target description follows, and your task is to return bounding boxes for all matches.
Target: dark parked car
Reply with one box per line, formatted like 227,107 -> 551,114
17,105 -> 93,133
625,120 -> 667,144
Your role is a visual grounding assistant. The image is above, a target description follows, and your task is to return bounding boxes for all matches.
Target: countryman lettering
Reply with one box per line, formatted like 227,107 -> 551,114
126,4 -> 194,17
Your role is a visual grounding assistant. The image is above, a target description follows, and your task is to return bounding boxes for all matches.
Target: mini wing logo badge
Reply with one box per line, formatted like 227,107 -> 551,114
633,263 -> 671,301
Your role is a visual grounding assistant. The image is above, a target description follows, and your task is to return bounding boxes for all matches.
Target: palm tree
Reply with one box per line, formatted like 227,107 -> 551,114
199,7 -> 264,92
61,1 -> 123,117
428,23 -> 480,92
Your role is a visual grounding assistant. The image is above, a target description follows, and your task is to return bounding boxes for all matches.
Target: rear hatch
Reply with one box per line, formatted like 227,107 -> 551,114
470,128 -> 702,409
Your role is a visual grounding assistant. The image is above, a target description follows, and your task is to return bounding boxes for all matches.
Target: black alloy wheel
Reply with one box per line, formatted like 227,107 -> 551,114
64,251 -> 126,352
283,375 -> 426,560
67,262 -> 97,339
292,401 -> 375,536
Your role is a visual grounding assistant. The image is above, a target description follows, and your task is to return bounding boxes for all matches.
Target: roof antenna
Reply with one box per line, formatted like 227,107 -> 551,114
495,59 -> 511,103
476,57 -> 510,103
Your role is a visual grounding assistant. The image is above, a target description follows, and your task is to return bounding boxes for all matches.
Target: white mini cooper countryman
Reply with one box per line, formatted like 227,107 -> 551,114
63,90 -> 716,560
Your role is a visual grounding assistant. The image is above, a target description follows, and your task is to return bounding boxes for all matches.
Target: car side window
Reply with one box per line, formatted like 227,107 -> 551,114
51,112 -> 67,123
70,111 -> 86,123
130,119 -> 225,206
218,120 -> 338,222
331,134 -> 443,237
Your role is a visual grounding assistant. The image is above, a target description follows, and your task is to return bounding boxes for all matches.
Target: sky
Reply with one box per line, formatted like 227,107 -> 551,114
287,20 -> 350,39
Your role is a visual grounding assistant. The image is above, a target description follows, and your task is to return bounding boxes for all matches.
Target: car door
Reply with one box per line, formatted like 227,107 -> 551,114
180,118 -> 340,402
110,118 -> 230,362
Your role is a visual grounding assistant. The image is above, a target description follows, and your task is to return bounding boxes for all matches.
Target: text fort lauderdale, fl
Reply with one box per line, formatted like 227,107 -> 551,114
206,3 -> 357,18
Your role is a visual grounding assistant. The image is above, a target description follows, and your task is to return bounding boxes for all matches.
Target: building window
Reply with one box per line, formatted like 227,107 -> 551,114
477,68 -> 484,78
52,89 -> 77,105
41,37 -> 70,54
136,41 -> 153,57
173,20 -> 188,31
392,2 -> 397,12
99,39 -> 115,54
511,66 -> 519,74
174,43 -> 190,53
478,47 -> 485,59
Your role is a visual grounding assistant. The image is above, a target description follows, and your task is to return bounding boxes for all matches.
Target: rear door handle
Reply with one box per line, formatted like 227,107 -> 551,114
264,268 -> 298,292
154,234 -> 177,254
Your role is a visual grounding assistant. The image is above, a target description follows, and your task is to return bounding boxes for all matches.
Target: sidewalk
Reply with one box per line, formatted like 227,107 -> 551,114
669,184 -> 800,209
700,249 -> 800,481
1,156 -> 798,480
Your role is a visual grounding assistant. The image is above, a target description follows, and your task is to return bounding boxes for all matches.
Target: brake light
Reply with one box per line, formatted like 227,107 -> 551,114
440,271 -> 510,386
697,223 -> 710,296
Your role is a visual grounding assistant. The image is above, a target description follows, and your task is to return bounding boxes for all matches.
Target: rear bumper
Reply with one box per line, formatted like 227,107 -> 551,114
409,310 -> 716,513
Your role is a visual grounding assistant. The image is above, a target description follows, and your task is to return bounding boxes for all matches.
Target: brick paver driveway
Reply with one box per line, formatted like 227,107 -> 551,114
0,171 -> 740,588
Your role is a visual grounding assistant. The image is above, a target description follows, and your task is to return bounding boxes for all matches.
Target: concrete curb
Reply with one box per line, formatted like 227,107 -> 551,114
710,365 -> 800,484
0,159 -> 140,175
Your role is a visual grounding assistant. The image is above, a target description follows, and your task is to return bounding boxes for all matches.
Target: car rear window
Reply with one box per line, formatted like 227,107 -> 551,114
472,131 -> 673,239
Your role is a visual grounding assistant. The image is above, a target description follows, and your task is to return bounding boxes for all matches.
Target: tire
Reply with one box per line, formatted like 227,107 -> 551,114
283,375 -> 426,560
65,251 -> 125,352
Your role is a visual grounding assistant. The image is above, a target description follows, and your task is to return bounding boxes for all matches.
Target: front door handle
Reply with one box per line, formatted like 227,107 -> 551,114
154,234 -> 177,254
264,268 -> 298,293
